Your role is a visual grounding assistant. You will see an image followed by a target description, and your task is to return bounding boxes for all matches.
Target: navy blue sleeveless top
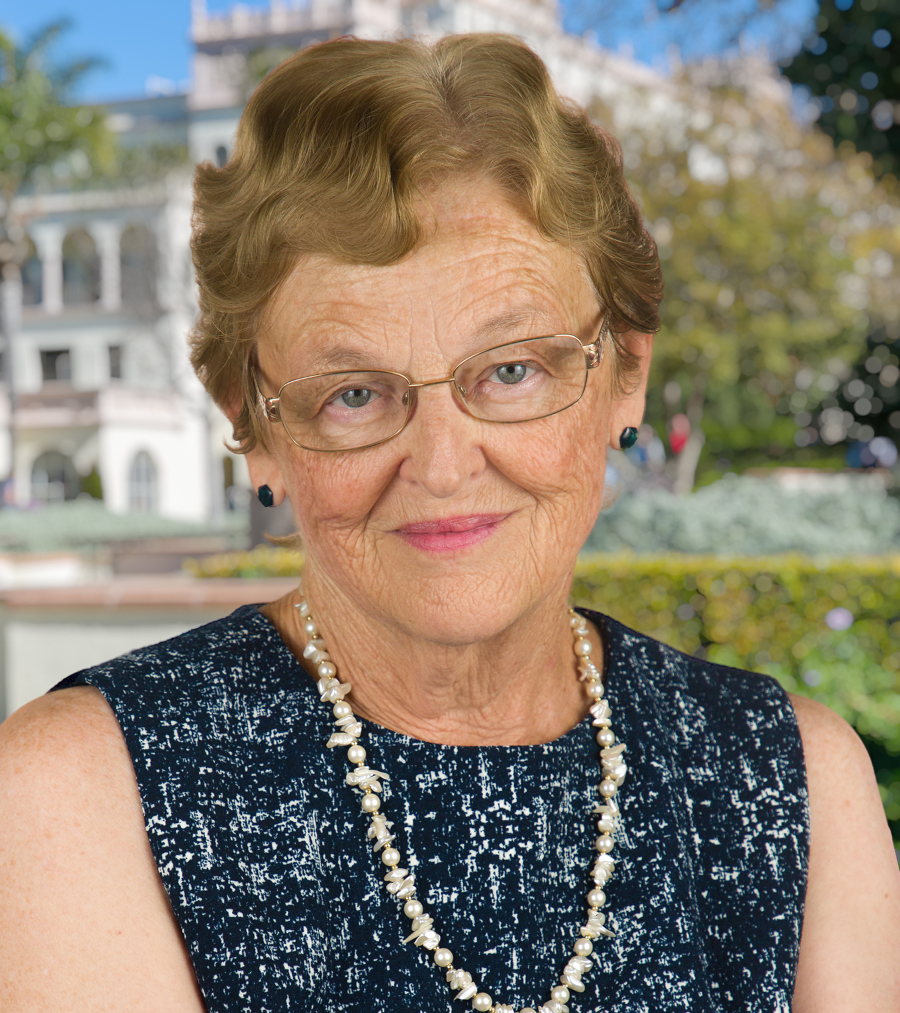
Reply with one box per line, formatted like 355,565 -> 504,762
53,605 -> 808,1012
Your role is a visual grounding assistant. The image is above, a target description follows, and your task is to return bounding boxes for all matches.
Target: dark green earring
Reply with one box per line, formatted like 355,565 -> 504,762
257,484 -> 275,508
619,427 -> 639,450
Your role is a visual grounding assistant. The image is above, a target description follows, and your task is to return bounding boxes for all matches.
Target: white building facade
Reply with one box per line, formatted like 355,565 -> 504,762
5,0 -> 660,523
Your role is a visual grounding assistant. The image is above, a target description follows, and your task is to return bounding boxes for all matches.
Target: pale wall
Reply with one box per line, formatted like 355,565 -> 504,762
1,612 -> 225,719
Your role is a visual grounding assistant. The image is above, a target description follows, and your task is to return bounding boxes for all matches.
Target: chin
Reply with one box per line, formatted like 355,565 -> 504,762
380,566 -> 555,647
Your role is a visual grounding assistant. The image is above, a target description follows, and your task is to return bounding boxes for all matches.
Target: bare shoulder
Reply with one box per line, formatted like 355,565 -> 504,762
0,687 -> 136,848
1,684 -> 128,776
0,688 -> 206,1012
786,692 -> 879,794
789,691 -> 871,766
788,693 -> 900,1011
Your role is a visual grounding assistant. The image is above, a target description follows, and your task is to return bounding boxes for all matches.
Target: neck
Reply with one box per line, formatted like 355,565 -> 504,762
262,572 -> 601,747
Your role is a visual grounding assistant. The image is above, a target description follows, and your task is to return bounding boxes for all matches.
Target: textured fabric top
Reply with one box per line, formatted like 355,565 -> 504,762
53,605 -> 809,1013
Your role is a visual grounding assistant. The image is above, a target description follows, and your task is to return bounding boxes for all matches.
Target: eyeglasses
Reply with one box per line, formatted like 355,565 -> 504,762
258,325 -> 607,453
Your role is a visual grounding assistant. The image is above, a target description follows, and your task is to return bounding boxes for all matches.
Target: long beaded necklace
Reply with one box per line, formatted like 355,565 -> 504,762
294,587 -> 626,1013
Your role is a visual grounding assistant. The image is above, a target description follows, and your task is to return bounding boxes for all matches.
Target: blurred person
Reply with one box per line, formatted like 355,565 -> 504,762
1,34 -> 898,1013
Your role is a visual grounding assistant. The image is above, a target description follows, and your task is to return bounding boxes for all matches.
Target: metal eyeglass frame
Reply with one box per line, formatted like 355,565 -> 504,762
257,317 -> 609,453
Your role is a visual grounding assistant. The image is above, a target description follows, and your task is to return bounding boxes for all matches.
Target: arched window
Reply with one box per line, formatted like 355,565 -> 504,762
21,237 -> 42,306
40,348 -> 72,382
120,223 -> 157,305
31,451 -> 81,503
62,228 -> 100,305
128,450 -> 157,514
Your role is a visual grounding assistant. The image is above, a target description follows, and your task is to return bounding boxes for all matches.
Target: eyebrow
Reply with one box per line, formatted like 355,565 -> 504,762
297,309 -> 562,374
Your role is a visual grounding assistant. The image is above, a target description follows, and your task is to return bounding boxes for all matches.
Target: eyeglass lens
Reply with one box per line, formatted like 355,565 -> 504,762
276,334 -> 588,451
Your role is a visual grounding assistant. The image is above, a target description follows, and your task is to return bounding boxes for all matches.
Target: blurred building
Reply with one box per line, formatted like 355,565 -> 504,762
5,0 -> 661,523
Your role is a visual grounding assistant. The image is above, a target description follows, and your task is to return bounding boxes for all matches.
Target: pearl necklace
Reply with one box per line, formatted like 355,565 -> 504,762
295,588 -> 626,1013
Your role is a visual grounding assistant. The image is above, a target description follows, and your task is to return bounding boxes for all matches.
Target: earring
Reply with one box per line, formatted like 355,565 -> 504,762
257,484 -> 275,508
619,426 -> 639,450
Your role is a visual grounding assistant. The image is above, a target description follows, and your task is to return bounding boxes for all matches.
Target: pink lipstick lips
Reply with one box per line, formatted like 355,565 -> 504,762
394,513 -> 508,553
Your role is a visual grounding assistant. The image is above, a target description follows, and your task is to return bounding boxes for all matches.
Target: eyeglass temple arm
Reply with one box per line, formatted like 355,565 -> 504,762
252,365 -> 281,422
584,315 -> 611,369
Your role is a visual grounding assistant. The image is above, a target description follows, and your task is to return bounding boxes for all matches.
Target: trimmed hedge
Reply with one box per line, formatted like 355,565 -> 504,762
572,554 -> 900,749
184,544 -> 304,579
572,553 -> 900,846
187,548 -> 900,844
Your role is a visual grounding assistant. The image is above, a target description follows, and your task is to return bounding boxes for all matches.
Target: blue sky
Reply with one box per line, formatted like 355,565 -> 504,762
0,0 -> 819,103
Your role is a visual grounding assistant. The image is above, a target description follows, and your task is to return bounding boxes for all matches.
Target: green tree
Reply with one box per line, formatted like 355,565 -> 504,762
592,56 -> 900,489
781,0 -> 900,179
0,20 -> 115,221
0,20 -> 116,494
780,1 -> 900,459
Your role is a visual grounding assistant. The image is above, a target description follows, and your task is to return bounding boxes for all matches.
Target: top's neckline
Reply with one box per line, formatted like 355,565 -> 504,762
242,602 -> 615,753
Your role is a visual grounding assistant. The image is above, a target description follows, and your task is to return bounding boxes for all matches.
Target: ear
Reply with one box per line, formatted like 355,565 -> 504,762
223,391 -> 289,508
244,441 -> 289,507
608,331 -> 654,449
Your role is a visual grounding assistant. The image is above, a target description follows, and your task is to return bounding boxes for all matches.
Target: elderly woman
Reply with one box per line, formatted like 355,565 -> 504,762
1,33 -> 898,1013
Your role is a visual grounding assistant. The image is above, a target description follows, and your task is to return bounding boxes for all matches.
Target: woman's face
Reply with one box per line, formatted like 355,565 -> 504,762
249,177 -> 651,644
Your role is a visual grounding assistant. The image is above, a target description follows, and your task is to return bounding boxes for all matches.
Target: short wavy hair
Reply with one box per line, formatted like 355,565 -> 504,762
190,33 -> 663,453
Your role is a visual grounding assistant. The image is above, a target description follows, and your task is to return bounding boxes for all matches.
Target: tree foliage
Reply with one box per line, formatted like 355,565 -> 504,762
0,21 -> 115,208
781,0 -> 900,179
592,55 -> 900,484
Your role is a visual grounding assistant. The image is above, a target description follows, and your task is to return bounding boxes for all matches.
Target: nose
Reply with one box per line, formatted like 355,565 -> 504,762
396,381 -> 486,498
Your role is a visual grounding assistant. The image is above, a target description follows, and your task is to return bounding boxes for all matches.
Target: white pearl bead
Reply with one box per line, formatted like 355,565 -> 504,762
586,682 -> 605,700
333,701 -> 352,720
596,729 -> 615,747
551,985 -> 570,1003
434,947 -> 453,967
521,1007 -> 537,1012
573,639 -> 592,656
573,938 -> 593,957
595,835 -> 614,853
317,661 -> 337,679
347,744 -> 366,764
599,779 -> 617,797
587,888 -> 606,907
381,847 -> 400,867
302,639 -> 323,659
404,899 -> 423,918
361,793 -> 381,813
303,619 -> 317,636
298,601 -> 311,617
473,992 -> 492,1011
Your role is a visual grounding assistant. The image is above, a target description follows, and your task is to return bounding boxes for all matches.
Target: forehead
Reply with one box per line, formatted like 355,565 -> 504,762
259,179 -> 597,368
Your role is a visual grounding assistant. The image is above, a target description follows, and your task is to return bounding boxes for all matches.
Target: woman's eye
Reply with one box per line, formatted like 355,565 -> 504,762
332,387 -> 379,409
489,362 -> 535,385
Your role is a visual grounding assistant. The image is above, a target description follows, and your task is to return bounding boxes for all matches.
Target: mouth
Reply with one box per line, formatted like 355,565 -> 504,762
393,513 -> 510,553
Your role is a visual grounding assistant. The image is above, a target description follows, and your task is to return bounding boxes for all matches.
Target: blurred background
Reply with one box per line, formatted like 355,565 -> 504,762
0,0 -> 899,843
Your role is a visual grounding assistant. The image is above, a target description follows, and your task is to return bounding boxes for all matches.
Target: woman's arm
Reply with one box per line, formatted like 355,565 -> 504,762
0,686 -> 207,1012
791,693 -> 900,1010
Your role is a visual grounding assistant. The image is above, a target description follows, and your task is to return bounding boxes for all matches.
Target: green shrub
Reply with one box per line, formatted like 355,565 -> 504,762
184,544 -> 304,579
584,474 -> 900,556
572,553 -> 900,846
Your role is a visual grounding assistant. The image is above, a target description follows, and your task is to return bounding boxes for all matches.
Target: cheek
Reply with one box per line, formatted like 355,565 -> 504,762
491,400 -> 608,533
517,383 -> 608,494
280,445 -> 394,546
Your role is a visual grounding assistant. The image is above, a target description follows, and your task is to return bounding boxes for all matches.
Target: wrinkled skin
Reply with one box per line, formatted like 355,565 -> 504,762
249,176 -> 652,744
